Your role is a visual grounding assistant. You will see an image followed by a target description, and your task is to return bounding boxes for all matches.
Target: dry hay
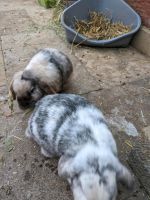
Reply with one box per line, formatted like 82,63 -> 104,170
75,12 -> 131,40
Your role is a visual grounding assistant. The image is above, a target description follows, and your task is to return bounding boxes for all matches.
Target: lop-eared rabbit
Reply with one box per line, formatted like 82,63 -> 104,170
9,48 -> 73,109
26,94 -> 134,200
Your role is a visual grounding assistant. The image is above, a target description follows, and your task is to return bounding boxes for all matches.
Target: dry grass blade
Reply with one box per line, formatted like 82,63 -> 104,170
75,11 -> 131,40
52,0 -> 69,23
50,0 -> 68,38
8,91 -> 14,113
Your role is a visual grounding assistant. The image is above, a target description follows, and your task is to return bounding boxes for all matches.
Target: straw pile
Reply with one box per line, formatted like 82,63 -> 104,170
75,12 -> 131,40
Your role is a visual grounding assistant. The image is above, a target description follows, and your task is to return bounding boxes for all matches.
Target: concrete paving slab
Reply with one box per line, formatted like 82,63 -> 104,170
0,0 -> 53,27
0,9 -> 36,36
84,77 -> 150,133
73,46 -> 150,89
0,0 -> 34,11
128,137 -> 150,197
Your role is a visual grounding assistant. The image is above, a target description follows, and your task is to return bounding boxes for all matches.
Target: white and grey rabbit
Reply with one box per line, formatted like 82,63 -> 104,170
9,48 -> 73,109
26,94 -> 134,200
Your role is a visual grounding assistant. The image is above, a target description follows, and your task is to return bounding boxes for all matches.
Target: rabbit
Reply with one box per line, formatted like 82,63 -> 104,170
25,94 -> 134,200
9,48 -> 73,109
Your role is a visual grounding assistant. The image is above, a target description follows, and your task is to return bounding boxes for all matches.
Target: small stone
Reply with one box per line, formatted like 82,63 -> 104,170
121,82 -> 126,86
0,135 -> 4,140
5,185 -> 12,195
38,164 -> 43,168
31,162 -> 36,168
24,170 -> 31,181
27,191 -> 32,199
23,153 -> 27,160
143,126 -> 150,140
51,166 -> 56,172
45,162 -> 51,168
34,158 -> 39,162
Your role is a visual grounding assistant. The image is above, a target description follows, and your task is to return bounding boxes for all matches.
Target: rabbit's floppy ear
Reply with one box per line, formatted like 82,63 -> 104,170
22,70 -> 57,94
9,71 -> 24,100
9,80 -> 16,100
116,161 -> 134,190
22,70 -> 36,82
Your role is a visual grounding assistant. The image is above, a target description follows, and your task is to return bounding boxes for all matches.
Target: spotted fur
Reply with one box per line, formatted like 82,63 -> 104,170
26,94 -> 134,200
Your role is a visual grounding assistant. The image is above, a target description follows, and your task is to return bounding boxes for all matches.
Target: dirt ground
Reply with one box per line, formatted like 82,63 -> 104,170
0,0 -> 150,200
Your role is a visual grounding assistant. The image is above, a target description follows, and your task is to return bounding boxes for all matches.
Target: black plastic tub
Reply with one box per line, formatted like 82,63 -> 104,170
61,0 -> 141,47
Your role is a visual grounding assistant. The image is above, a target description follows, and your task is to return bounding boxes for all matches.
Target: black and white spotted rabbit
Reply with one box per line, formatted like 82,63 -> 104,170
26,94 -> 134,200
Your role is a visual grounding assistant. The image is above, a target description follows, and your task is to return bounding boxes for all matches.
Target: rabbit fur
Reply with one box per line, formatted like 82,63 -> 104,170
9,48 -> 73,109
26,94 -> 134,200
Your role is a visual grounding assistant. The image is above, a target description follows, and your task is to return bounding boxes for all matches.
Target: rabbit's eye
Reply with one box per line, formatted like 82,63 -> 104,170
30,87 -> 35,93
28,87 -> 35,96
